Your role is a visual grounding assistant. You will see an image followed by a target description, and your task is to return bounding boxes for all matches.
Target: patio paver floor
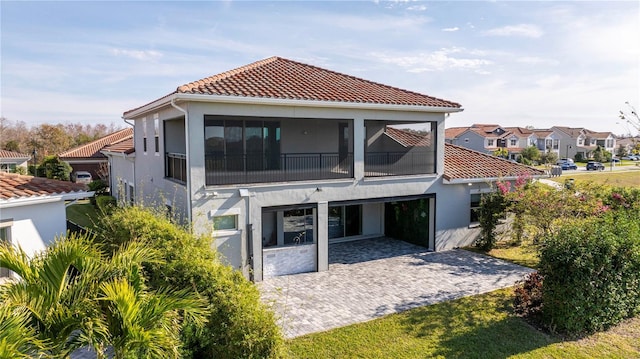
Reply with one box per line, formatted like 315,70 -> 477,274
258,237 -> 534,338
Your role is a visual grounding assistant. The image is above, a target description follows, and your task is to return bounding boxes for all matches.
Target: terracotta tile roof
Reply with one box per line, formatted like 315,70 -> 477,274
443,143 -> 545,181
0,172 -> 89,200
552,126 -> 585,138
503,127 -> 534,138
59,128 -> 133,159
101,137 -> 134,155
532,129 -> 553,137
444,127 -> 470,139
584,129 -> 613,138
0,150 -> 30,160
125,56 -> 461,116
384,127 -> 432,147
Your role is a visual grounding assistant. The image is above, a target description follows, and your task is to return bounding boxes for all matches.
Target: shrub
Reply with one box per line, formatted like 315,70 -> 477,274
95,195 -> 116,214
475,188 -> 507,251
574,152 -> 583,162
514,272 -> 544,319
539,212 -> 640,335
96,206 -> 283,359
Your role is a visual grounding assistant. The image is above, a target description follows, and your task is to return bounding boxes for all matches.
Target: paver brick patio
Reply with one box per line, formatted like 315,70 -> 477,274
258,237 -> 534,338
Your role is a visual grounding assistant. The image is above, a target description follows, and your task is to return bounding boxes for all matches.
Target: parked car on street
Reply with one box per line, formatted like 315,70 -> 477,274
586,161 -> 605,171
559,162 -> 578,170
622,155 -> 639,161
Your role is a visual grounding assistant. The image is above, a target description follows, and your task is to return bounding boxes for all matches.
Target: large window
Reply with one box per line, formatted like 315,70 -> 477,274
142,117 -> 148,153
154,114 -> 160,154
0,164 -> 16,173
205,116 -> 281,172
328,205 -> 362,239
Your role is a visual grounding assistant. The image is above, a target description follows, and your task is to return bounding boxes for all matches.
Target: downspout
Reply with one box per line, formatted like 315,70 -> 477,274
170,98 -> 192,225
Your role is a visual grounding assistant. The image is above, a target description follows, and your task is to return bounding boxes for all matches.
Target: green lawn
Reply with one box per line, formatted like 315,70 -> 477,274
552,168 -> 640,187
285,287 -> 640,358
65,199 -> 102,230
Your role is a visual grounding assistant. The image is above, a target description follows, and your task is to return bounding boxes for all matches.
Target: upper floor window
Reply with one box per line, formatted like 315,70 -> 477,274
142,117 -> 148,153
154,114 -> 160,154
578,137 -> 584,146
553,139 -> 559,150
487,139 -> 495,147
510,139 -> 517,147
606,139 -> 614,148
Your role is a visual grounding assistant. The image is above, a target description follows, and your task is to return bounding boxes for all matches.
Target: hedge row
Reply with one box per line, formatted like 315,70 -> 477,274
538,211 -> 640,335
96,206 -> 283,358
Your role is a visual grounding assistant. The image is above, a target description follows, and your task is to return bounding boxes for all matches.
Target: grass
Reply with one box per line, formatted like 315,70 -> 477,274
467,239 -> 540,269
551,168 -> 640,187
285,287 -> 640,358
65,199 -> 102,230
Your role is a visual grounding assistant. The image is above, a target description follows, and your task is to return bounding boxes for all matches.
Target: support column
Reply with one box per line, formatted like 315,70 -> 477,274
353,118 -> 365,180
317,201 -> 329,272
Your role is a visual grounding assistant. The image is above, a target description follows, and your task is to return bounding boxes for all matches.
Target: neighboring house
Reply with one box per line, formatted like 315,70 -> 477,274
0,150 -> 31,173
617,137 -> 640,155
502,127 -> 536,160
551,126 -> 616,160
0,173 -> 93,278
100,136 -> 135,204
121,56 -> 543,281
445,124 -> 513,157
59,128 -> 133,181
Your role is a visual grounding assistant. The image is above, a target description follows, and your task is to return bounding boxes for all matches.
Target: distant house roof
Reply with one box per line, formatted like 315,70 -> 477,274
101,137 -> 135,155
59,128 -> 133,160
124,56 -> 462,117
0,150 -> 31,161
584,129 -> 614,139
443,143 -> 545,183
0,172 -> 92,202
503,127 -> 534,138
384,127 -> 432,147
444,127 -> 470,139
552,126 -> 585,138
532,129 -> 553,138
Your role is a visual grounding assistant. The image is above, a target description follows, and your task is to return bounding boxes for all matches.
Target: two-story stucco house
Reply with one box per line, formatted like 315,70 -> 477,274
444,124 -> 510,155
121,57 -> 543,281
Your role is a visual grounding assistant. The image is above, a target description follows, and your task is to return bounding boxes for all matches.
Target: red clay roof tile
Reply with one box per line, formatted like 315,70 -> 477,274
125,56 -> 461,116
0,150 -> 31,159
443,143 -> 545,181
0,172 -> 89,200
59,128 -> 133,159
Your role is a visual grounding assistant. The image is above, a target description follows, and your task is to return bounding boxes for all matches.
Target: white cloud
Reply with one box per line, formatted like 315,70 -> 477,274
516,56 -> 559,66
484,24 -> 543,38
442,27 -> 459,32
407,4 -> 427,11
370,47 -> 492,73
110,48 -> 163,61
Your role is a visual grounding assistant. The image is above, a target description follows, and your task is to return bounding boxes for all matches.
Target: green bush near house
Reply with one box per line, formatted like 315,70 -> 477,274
95,195 -> 116,214
96,206 -> 283,359
538,210 -> 640,336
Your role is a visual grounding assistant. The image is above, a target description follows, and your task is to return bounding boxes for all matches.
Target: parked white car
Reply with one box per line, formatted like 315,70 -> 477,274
71,171 -> 92,184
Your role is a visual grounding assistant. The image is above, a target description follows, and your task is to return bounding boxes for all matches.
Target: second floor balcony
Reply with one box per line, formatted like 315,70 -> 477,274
205,152 -> 353,185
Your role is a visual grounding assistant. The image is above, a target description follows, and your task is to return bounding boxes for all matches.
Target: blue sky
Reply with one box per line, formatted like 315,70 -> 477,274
2,1 -> 639,134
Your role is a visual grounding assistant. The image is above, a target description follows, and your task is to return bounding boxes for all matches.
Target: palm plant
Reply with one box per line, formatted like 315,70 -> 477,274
0,233 -> 206,359
0,306 -> 49,359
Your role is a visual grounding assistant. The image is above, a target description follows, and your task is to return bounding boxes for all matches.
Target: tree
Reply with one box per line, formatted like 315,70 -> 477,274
40,155 -> 72,181
520,145 -> 540,163
492,147 -> 509,158
0,233 -> 206,358
616,144 -> 628,158
619,101 -> 640,134
539,150 -> 558,165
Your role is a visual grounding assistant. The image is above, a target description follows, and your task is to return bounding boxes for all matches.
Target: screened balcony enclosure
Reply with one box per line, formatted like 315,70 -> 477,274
364,121 -> 437,177
204,115 -> 353,185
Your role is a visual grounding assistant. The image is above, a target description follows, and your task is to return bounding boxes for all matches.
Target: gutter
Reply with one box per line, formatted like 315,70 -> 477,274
170,99 -> 192,226
443,174 -> 547,185
124,93 -> 464,119
1,191 -> 95,209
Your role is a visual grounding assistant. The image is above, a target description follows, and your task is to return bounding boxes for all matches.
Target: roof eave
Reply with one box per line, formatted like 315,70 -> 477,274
123,93 -> 463,119
443,174 -> 546,185
0,191 -> 95,208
